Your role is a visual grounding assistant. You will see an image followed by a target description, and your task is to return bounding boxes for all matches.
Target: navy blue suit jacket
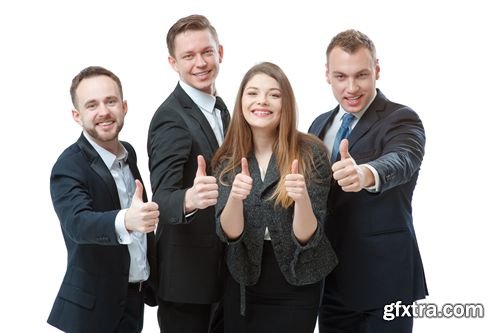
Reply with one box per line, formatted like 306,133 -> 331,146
47,134 -> 156,333
308,89 -> 428,310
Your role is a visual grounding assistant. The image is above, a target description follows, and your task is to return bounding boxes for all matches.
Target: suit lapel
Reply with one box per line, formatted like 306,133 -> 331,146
347,90 -> 387,152
122,141 -> 148,202
77,134 -> 121,208
311,108 -> 339,139
263,155 -> 280,195
248,154 -> 280,198
122,141 -> 155,251
173,84 -> 220,152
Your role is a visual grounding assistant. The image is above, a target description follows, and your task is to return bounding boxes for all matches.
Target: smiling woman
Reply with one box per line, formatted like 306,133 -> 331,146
241,73 -> 282,134
212,62 -> 337,332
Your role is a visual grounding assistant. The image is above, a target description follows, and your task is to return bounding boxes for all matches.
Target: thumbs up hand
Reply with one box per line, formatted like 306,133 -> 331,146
338,138 -> 351,161
332,139 -> 373,192
285,159 -> 309,202
185,155 -> 219,212
133,179 -> 144,199
229,157 -> 253,201
125,180 -> 160,233
196,154 -> 207,177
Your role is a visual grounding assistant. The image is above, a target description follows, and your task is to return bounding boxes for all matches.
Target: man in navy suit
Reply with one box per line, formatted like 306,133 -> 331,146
147,15 -> 228,333
48,66 -> 159,333
309,30 -> 428,332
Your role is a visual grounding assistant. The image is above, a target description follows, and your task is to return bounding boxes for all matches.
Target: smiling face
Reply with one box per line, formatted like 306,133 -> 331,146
168,28 -> 223,95
72,75 -> 127,154
326,46 -> 380,113
241,73 -> 282,134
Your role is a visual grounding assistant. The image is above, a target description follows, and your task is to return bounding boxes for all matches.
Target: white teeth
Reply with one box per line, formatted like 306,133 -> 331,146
99,121 -> 113,125
253,111 -> 271,116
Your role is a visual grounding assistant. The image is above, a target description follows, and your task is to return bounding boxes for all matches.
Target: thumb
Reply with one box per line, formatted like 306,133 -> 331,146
339,139 -> 351,160
196,155 -> 207,177
241,157 -> 250,176
291,159 -> 299,174
133,179 -> 144,202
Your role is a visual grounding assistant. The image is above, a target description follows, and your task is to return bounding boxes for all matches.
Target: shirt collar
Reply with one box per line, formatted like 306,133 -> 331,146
338,90 -> 377,120
83,131 -> 128,170
179,80 -> 216,113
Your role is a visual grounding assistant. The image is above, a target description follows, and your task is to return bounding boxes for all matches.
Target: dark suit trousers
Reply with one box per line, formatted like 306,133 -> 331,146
115,285 -> 145,333
157,298 -> 223,333
319,288 -> 413,333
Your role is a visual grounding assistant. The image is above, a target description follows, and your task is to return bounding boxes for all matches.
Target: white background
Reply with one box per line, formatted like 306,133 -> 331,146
1,0 -> 498,332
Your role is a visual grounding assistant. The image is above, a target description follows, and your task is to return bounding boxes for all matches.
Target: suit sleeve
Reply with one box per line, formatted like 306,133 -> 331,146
148,107 -> 193,225
367,106 -> 425,193
50,154 -> 120,245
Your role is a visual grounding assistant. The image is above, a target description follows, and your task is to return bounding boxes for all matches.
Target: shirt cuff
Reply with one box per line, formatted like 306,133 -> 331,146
361,163 -> 380,193
185,209 -> 198,219
115,209 -> 132,244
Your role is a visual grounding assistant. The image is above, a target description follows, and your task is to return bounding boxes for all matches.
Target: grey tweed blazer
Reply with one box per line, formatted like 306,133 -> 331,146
215,140 -> 338,287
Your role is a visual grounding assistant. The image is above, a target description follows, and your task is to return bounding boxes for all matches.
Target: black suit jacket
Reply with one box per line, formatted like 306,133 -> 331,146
308,90 -> 428,310
47,134 -> 156,333
147,83 -> 227,304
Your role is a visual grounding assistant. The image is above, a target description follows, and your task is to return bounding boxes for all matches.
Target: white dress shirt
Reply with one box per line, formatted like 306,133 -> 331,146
83,132 -> 149,283
179,80 -> 224,145
259,166 -> 272,240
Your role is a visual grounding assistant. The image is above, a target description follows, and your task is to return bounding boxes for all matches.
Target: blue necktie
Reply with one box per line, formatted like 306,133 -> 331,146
332,113 -> 355,161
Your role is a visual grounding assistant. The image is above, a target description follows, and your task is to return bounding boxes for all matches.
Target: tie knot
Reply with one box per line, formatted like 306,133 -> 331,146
341,113 -> 355,126
215,96 -> 227,112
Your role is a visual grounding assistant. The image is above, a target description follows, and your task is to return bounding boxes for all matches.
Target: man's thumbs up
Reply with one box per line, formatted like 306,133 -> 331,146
125,179 -> 159,233
185,155 -> 218,212
332,138 -> 374,192
196,155 -> 207,177
133,179 -> 144,202
339,139 -> 351,160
